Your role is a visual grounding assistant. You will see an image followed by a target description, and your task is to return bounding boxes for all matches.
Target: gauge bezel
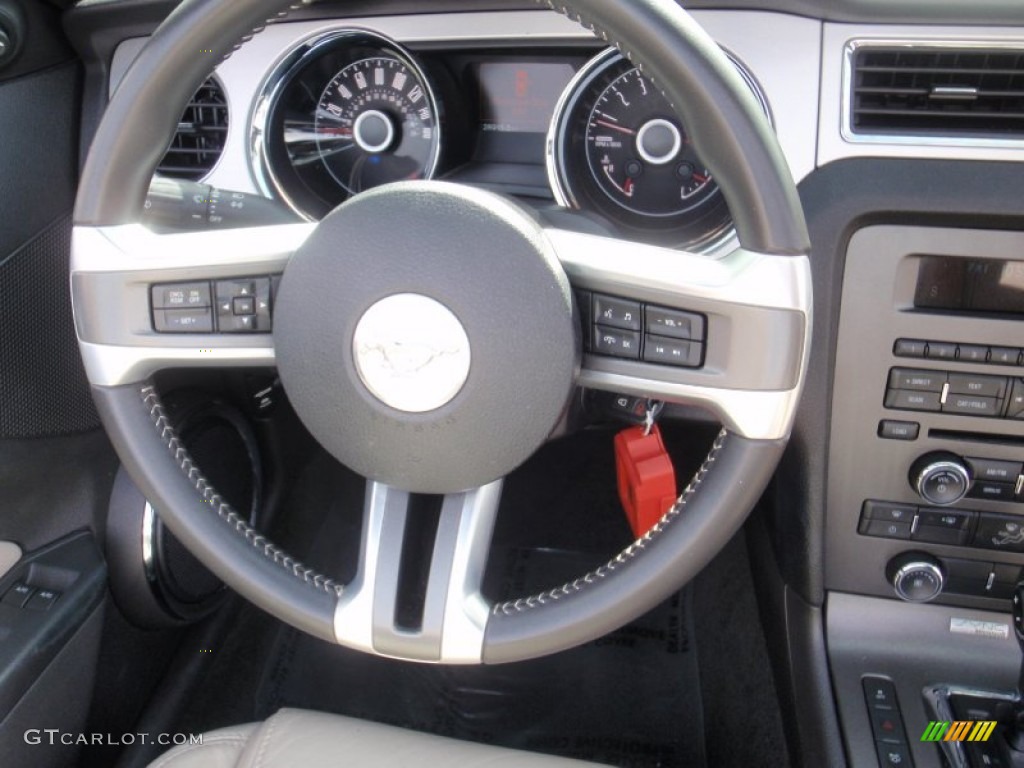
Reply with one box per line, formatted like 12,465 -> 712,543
546,47 -> 772,254
249,29 -> 442,221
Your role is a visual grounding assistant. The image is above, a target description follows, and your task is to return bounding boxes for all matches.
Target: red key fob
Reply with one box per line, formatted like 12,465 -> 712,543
614,424 -> 677,538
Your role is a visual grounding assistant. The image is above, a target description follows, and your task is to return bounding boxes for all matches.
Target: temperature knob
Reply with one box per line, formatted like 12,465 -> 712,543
910,451 -> 971,506
887,553 -> 945,603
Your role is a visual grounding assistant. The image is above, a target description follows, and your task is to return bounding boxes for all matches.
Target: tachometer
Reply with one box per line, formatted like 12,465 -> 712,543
314,56 -> 439,196
548,49 -> 771,251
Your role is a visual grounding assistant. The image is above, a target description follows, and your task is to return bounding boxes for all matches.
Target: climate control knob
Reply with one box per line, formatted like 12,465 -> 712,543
910,451 -> 972,506
887,553 -> 945,603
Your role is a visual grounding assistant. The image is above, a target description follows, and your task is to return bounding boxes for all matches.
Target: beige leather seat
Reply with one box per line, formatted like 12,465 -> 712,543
150,709 -> 604,767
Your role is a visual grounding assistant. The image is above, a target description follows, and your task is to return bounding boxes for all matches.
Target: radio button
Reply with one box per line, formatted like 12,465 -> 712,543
990,347 -> 1022,366
926,342 -> 957,360
942,394 -> 1000,417
878,420 -> 920,441
958,344 -> 990,363
889,368 -> 946,392
893,339 -> 927,358
967,458 -> 1024,483
885,390 -> 941,412
1007,379 -> 1024,419
969,481 -> 1017,503
947,373 -> 1007,399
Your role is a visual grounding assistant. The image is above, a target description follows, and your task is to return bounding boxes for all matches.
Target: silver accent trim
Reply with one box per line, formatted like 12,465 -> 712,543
71,222 -> 313,386
892,560 -> 945,603
334,480 -> 502,664
545,228 -> 811,441
249,28 -> 443,220
352,294 -> 471,413
142,502 -> 158,583
914,459 -> 971,505
821,28 -> 1024,166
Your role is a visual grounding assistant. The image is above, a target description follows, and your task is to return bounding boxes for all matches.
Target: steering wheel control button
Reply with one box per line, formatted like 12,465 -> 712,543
215,277 -> 273,333
643,335 -> 702,368
593,326 -> 641,359
352,294 -> 472,414
645,306 -> 704,341
154,308 -> 214,333
593,294 -> 641,331
152,282 -> 211,309
1,582 -> 35,608
878,420 -> 920,440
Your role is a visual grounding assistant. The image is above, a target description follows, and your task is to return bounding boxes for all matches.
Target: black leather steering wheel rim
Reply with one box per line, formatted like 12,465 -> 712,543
74,0 -> 810,663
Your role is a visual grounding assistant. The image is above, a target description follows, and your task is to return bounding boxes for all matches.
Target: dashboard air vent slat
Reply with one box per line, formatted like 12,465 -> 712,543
851,47 -> 1024,137
157,77 -> 228,181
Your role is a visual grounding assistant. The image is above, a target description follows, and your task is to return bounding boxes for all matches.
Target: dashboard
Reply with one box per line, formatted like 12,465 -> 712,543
93,4 -> 1024,768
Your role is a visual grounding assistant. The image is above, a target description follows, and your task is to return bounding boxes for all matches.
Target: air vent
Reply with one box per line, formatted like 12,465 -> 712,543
850,45 -> 1024,138
157,77 -> 228,180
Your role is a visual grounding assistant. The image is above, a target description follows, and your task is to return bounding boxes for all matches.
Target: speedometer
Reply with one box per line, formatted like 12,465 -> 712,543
548,49 -> 771,251
314,56 -> 439,196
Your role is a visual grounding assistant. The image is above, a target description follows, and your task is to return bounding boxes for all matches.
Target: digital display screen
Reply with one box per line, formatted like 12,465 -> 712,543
478,61 -> 576,134
915,255 -> 1024,316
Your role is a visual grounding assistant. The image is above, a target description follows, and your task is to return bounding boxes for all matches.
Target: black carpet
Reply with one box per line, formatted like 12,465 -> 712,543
170,425 -> 789,767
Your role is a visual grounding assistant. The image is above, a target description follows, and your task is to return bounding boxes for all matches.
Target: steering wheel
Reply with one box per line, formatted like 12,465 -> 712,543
71,0 -> 810,664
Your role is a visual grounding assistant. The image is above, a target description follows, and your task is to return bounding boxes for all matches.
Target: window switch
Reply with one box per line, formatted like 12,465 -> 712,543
24,589 -> 60,611
2,582 -> 35,608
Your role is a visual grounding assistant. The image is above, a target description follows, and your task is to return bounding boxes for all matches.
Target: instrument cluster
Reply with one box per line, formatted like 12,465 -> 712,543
252,30 -> 771,252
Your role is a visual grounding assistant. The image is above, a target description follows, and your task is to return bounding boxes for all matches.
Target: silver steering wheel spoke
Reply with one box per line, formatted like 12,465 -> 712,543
334,479 -> 503,664
543,226 -> 812,440
70,221 -> 316,386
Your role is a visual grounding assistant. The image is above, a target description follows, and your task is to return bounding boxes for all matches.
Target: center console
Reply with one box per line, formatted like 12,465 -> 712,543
826,225 -> 1024,767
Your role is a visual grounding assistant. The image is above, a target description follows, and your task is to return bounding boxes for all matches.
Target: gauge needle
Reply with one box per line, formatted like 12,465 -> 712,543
594,119 -> 636,136
692,172 -> 709,183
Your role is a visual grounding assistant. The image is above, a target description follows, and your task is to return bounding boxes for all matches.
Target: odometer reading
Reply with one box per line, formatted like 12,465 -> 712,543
585,68 -> 717,218
314,56 -> 439,195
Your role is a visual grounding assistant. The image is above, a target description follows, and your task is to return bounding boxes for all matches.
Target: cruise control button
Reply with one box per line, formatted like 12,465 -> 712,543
153,308 -> 213,333
645,307 -> 704,341
885,390 -> 941,412
948,373 -> 1006,399
889,368 -> 946,392
593,295 -> 641,331
593,325 -> 641,360
973,514 -> 1024,554
943,394 -> 999,417
152,282 -> 211,309
642,335 -> 702,368
878,420 -> 920,440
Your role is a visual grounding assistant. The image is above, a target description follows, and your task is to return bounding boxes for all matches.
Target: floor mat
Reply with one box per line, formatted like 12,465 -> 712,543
256,546 -> 706,767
